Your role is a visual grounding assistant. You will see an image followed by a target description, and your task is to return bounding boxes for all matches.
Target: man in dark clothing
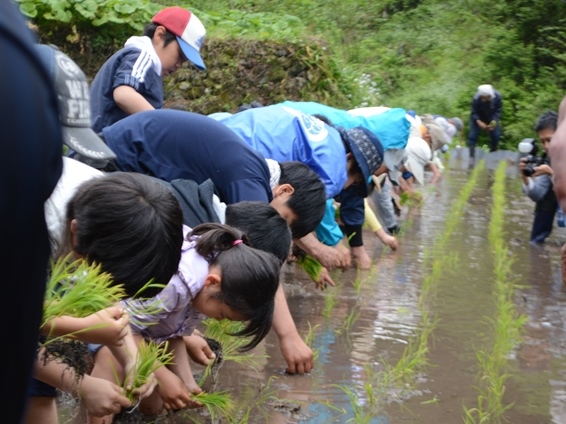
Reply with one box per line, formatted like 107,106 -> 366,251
467,84 -> 503,157
0,2 -> 63,421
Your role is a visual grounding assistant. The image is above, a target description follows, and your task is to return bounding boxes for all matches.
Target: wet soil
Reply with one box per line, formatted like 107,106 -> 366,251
58,150 -> 566,423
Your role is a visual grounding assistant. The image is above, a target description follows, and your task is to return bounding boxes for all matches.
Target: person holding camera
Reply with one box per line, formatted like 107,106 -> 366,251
519,111 -> 559,244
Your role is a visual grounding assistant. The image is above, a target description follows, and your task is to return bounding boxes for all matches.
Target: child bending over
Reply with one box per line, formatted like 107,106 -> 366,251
25,172 -> 184,424
89,223 -> 281,422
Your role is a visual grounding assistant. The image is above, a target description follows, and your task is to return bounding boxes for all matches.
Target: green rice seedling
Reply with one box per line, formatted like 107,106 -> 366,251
399,190 -> 423,207
119,279 -> 168,330
322,161 -> 484,411
201,319 -> 266,375
322,285 -> 339,318
296,252 -> 324,283
333,383 -> 372,424
123,340 -> 174,402
202,319 -> 258,360
193,390 -> 235,421
43,255 -> 166,345
353,273 -> 364,296
227,376 -> 284,424
202,318 -> 246,342
463,160 -> 527,423
333,365 -> 391,424
125,297 -> 166,329
42,255 -> 125,337
383,162 -> 484,389
312,400 -> 348,423
303,321 -> 321,361
303,321 -> 320,346
352,266 -> 376,296
341,308 -> 361,333
295,232 -> 354,287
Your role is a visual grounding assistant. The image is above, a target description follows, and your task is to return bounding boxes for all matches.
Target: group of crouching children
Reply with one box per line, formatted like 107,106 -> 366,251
25,7 -> 461,423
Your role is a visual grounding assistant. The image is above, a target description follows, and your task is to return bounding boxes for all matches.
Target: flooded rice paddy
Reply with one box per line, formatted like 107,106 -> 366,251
60,150 -> 566,423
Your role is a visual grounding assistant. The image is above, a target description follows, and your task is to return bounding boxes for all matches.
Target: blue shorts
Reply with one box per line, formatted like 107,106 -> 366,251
87,343 -> 102,357
28,337 -> 57,398
28,377 -> 57,398
402,171 -> 414,180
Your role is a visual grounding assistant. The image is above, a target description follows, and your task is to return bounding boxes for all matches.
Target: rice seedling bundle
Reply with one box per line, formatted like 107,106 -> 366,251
125,341 -> 173,401
42,254 -> 125,327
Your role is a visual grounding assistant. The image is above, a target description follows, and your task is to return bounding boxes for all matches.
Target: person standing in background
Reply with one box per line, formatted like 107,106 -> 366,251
0,1 -> 63,421
467,84 -> 502,157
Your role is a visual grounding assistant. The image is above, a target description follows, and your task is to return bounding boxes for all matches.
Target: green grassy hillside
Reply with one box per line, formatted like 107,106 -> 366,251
19,0 -> 566,149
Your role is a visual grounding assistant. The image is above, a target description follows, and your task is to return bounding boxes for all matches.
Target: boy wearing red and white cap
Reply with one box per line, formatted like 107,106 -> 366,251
89,7 -> 206,134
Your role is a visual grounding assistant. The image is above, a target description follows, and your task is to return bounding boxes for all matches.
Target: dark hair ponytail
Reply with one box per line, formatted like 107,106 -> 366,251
190,223 -> 281,351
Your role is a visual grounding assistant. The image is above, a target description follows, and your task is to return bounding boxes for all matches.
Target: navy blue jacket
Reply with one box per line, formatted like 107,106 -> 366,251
470,90 -> 502,123
90,46 -> 163,134
103,109 -> 273,205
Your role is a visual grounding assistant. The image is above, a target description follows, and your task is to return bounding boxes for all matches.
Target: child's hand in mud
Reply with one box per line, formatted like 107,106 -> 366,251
184,332 -> 216,366
381,233 -> 398,251
157,368 -> 203,410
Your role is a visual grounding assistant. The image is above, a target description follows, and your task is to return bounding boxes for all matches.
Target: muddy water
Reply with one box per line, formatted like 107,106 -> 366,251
59,151 -> 566,423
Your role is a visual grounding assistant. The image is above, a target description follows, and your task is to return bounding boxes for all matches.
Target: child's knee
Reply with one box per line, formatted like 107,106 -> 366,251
139,392 -> 163,416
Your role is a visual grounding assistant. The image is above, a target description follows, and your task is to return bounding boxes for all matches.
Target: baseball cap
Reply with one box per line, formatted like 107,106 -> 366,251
152,7 -> 206,70
35,44 -> 116,162
339,126 -> 384,197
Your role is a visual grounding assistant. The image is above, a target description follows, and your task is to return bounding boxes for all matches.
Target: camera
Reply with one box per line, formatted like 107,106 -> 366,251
522,155 -> 548,177
518,138 -> 548,177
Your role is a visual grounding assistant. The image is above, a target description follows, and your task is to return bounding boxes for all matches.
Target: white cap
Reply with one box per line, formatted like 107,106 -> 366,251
477,84 -> 495,97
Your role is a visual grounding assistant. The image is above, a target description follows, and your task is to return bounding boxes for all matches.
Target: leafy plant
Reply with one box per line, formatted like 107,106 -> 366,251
16,0 -> 159,30
463,160 -> 526,423
296,253 -> 324,284
201,319 -> 266,365
303,321 -> 321,361
193,390 -> 235,421
42,254 -> 125,331
201,319 -> 248,355
123,340 -> 173,402
322,284 -> 339,318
